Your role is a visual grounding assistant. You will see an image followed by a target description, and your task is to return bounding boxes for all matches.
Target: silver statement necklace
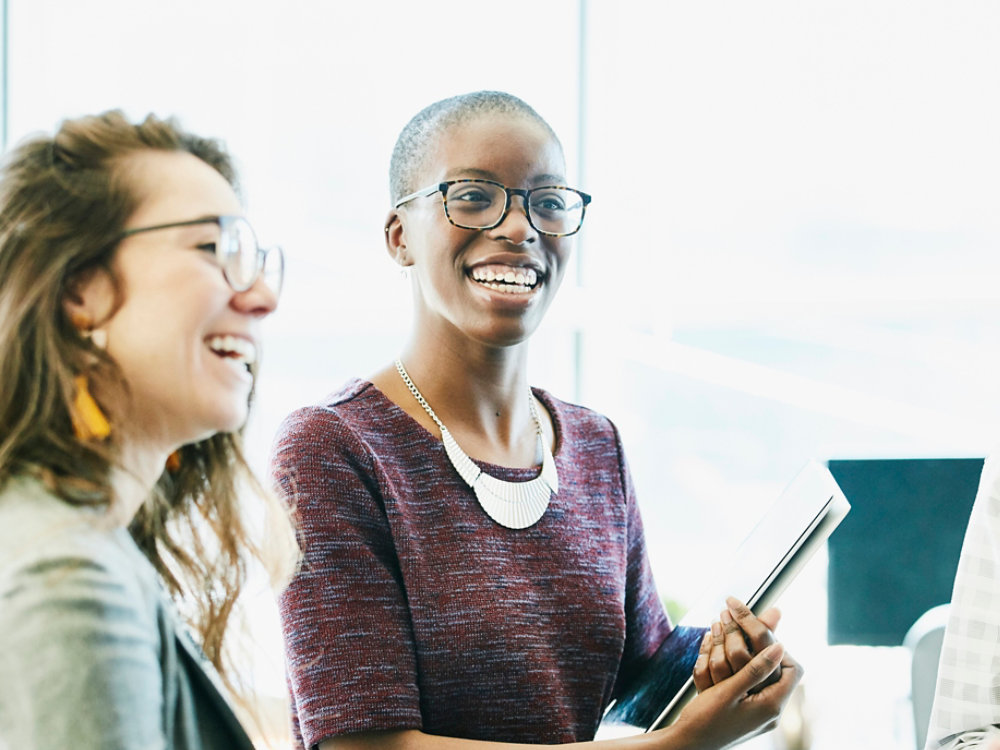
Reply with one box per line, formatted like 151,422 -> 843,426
395,359 -> 558,529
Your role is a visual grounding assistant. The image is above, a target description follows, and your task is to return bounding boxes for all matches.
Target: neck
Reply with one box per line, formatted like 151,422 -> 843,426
106,443 -> 169,526
399,339 -> 532,435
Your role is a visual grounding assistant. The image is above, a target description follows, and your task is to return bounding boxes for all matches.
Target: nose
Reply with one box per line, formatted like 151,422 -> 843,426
231,274 -> 279,317
488,194 -> 538,245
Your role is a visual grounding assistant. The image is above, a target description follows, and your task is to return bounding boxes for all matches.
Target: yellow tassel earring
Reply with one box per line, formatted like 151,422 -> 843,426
165,450 -> 181,473
69,311 -> 111,441
71,374 -> 111,440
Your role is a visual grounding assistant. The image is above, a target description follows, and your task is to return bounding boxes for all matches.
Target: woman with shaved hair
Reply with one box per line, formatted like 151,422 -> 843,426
272,91 -> 802,750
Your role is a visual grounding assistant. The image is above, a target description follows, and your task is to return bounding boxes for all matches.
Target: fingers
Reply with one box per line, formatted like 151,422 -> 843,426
693,599 -> 790,694
778,650 -> 805,687
726,642 -> 785,697
744,647 -> 805,709
725,596 -> 778,655
708,620 -> 734,683
757,606 -> 781,633
692,630 -> 713,692
720,608 -> 753,674
674,640 -> 803,750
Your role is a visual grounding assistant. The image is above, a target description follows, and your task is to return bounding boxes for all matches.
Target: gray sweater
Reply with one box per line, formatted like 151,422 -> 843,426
0,475 -> 255,750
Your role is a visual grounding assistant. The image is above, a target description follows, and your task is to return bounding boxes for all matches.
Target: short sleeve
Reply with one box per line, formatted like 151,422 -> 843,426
610,422 -> 673,697
0,553 -> 165,749
925,454 -> 1000,749
271,407 -> 422,749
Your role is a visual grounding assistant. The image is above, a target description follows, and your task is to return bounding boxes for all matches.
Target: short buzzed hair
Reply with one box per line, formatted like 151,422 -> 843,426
389,90 -> 562,204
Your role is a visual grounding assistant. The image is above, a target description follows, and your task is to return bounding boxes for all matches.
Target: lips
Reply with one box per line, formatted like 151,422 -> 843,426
469,263 -> 541,294
206,335 -> 257,372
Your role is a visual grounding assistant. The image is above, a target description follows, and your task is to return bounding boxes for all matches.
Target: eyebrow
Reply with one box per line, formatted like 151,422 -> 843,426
441,168 -> 568,185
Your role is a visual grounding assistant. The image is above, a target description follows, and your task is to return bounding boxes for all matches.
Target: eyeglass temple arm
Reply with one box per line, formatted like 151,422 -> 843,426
119,216 -> 221,238
394,184 -> 446,209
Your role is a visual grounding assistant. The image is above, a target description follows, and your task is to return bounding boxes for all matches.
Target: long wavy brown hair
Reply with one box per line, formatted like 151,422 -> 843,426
0,110 -> 297,720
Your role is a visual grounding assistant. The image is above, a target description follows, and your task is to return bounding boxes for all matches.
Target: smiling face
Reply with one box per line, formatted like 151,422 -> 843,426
389,114 -> 573,349
68,150 -> 277,451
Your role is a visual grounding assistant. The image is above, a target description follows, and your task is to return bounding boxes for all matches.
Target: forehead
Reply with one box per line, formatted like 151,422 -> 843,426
421,114 -> 566,185
121,150 -> 240,226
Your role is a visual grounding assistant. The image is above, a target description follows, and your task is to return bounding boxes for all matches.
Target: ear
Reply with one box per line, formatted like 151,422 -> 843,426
63,266 -> 115,332
384,209 -> 413,267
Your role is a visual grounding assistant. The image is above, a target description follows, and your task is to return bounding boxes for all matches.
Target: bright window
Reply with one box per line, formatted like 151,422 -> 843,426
8,2 -> 1000,747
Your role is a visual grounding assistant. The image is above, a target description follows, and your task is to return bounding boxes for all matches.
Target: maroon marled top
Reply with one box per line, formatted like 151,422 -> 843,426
271,379 -> 671,748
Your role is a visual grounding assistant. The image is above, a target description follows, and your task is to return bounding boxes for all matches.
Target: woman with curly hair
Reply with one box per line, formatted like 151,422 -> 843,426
0,111 -> 295,749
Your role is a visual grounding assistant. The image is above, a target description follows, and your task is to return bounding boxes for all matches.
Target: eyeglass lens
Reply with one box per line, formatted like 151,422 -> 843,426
218,217 -> 283,295
260,246 -> 284,297
444,181 -> 586,235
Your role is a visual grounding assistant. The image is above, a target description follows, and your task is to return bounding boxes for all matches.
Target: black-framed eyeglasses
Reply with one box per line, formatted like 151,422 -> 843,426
394,179 -> 592,238
120,215 -> 284,296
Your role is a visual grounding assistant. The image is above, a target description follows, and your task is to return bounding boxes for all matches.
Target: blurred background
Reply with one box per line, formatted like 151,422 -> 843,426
6,1 -> 1000,747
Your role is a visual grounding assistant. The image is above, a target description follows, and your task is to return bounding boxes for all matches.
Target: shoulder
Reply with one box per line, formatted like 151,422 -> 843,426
271,379 -> 396,468
0,480 -> 218,750
274,378 -> 383,440
535,387 -> 618,428
269,378 -> 442,504
0,477 -> 148,580
0,477 -> 163,643
274,377 -> 428,449
534,387 -> 625,452
273,376 -> 442,455
534,388 -> 637,509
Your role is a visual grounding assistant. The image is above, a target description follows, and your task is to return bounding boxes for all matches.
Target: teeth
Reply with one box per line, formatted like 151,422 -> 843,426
482,282 -> 533,294
470,264 -> 541,290
207,335 -> 257,364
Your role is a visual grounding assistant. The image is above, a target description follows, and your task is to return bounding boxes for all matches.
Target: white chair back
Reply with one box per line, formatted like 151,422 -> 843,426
904,604 -> 951,750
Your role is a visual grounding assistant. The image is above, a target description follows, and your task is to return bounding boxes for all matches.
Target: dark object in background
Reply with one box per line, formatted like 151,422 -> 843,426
827,458 -> 982,646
